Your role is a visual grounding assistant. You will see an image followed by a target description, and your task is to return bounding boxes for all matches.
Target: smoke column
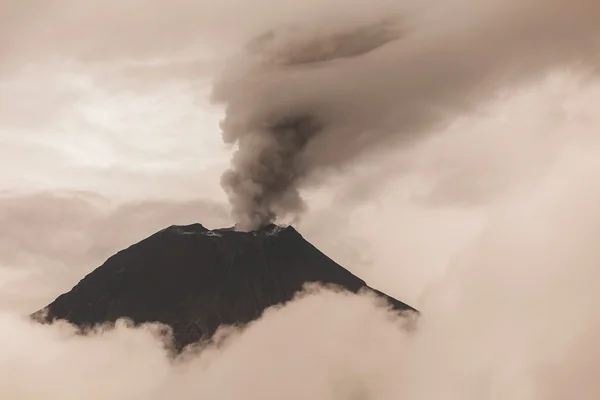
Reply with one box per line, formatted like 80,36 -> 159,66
211,0 -> 600,230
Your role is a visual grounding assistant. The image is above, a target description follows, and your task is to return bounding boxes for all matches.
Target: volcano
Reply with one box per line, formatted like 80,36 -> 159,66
33,223 -> 416,351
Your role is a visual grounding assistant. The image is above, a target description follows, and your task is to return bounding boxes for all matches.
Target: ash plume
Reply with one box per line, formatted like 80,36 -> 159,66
220,114 -> 322,231
211,0 -> 600,230
214,18 -> 402,230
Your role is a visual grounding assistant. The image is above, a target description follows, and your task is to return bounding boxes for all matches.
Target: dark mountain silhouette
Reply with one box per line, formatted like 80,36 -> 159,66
33,223 -> 416,351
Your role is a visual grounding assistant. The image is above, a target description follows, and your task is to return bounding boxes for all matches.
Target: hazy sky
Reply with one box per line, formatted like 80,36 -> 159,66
2,1 -> 600,399
0,55 -> 228,200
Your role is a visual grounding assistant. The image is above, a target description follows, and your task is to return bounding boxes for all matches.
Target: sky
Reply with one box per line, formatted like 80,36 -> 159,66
2,1 -> 600,399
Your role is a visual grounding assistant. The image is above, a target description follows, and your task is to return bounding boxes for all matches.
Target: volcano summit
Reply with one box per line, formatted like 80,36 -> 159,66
34,223 -> 415,351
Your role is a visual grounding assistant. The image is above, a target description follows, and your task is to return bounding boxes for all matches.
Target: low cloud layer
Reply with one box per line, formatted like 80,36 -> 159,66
1,290 -> 412,400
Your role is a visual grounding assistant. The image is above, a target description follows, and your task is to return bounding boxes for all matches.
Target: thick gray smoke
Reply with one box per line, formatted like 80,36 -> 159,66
212,0 -> 600,230
219,114 -> 322,230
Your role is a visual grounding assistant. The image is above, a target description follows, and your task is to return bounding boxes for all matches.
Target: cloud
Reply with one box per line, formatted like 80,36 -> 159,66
0,0 -> 409,67
0,289 -> 412,399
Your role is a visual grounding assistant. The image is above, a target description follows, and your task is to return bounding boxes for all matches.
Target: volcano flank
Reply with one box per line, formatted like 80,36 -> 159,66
33,223 -> 416,351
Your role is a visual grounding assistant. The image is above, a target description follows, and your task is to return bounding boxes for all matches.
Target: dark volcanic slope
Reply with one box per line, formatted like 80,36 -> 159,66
35,223 -> 415,350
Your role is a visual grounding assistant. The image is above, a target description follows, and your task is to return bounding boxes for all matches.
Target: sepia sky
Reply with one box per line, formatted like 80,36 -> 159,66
3,1 -> 600,400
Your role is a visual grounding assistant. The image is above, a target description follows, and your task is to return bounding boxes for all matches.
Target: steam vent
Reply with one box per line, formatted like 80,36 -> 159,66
33,223 -> 416,351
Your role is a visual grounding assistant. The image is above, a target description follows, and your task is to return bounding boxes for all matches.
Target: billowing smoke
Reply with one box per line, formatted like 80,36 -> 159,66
212,0 -> 600,230
219,114 -> 321,230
